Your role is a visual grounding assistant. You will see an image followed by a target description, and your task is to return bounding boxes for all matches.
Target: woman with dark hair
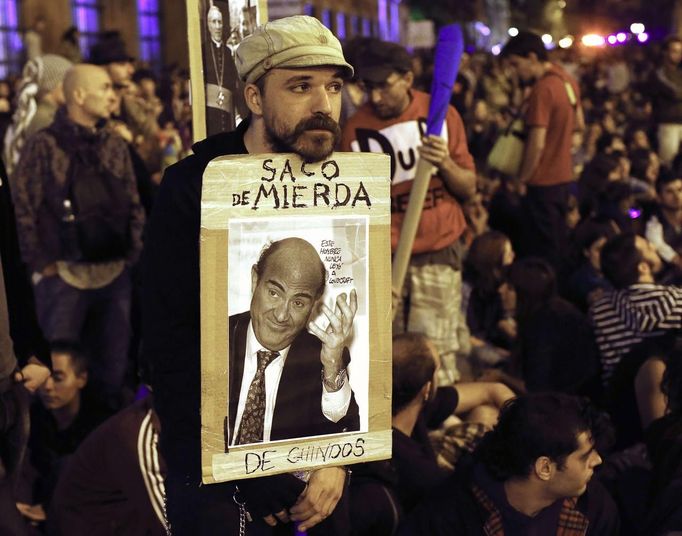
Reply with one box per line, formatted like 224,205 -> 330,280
507,257 -> 601,398
577,153 -> 621,218
565,218 -> 618,311
463,231 -> 515,370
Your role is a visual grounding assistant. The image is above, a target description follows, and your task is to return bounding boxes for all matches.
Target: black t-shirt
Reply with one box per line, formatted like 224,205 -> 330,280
29,390 -> 112,504
392,387 -> 459,512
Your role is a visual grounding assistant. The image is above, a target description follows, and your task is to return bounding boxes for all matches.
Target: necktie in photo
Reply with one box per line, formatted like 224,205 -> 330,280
235,349 -> 280,445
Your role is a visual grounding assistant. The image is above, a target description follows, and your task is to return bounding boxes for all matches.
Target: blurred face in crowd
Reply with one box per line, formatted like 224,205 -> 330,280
631,129 -> 650,150
107,61 -> 134,86
585,236 -> 607,271
139,78 -> 156,100
506,53 -> 540,83
502,239 -> 515,266
566,201 -> 580,230
646,153 -> 660,183
39,352 -> 87,411
618,155 -> 631,181
660,179 -> 682,211
463,192 -> 489,233
546,432 -> 602,498
665,40 -> 682,66
473,100 -> 489,122
363,70 -> 413,119
207,6 -> 224,44
635,235 -> 663,276
254,67 -> 343,162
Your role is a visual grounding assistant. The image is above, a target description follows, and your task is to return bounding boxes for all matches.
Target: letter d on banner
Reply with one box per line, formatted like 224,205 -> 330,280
391,24 -> 464,317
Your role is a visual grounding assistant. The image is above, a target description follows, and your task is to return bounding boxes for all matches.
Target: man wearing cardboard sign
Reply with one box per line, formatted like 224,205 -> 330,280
228,237 -> 359,446
143,15 -> 358,535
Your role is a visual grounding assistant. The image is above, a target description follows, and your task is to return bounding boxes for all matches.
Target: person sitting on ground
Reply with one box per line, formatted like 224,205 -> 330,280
590,232 -> 682,387
48,392 -> 166,536
463,231 -> 516,371
391,332 -> 515,511
350,332 -> 515,534
21,343 -> 111,520
565,218 -> 618,311
645,166 -> 682,284
400,392 -> 620,535
507,257 -> 602,398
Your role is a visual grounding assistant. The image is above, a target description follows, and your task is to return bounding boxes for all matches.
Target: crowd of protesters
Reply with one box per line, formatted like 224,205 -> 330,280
4,11 -> 682,536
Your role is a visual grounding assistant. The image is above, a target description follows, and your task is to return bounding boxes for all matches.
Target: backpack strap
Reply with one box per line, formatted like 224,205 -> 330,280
543,69 -> 578,108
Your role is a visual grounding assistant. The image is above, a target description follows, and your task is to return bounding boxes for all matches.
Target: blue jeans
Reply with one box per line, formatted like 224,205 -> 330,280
34,268 -> 132,396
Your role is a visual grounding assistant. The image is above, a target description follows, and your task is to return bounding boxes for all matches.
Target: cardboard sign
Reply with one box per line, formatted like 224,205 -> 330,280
200,152 -> 392,483
186,0 -> 268,141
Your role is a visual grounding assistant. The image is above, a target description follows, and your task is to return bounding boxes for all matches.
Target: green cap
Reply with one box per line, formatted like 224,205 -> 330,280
235,15 -> 354,85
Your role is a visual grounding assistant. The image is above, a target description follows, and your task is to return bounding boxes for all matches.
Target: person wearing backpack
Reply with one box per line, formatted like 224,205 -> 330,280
12,64 -> 145,408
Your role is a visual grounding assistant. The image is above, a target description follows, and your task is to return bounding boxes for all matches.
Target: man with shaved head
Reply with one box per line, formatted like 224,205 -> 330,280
143,15 -> 360,535
12,63 -> 144,409
228,237 -> 358,447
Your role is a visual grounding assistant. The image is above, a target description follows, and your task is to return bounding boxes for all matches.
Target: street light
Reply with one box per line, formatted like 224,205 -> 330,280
582,34 -> 605,47
558,36 -> 574,49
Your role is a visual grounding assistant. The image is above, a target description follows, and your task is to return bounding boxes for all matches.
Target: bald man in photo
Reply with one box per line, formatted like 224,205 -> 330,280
12,64 -> 144,407
229,237 -> 360,446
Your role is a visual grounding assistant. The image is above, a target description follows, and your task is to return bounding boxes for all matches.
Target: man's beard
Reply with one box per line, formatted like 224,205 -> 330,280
265,114 -> 341,163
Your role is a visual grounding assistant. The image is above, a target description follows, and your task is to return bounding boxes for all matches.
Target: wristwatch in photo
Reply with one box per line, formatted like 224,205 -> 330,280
322,368 -> 348,392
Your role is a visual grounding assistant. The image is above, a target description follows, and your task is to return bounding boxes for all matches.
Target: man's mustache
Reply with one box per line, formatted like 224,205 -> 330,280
293,115 -> 340,138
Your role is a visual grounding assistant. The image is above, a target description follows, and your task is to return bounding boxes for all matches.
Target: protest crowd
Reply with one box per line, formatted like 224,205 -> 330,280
5,8 -> 682,536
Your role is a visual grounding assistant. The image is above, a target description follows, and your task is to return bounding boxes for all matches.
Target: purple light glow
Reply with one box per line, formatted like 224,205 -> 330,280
377,0 -> 389,41
138,0 -> 156,11
303,4 -> 314,16
350,15 -> 359,37
321,9 -> 331,29
137,0 -> 161,66
336,12 -> 346,40
638,32 -> 649,43
72,2 -> 101,56
390,0 -> 400,42
607,35 -> 617,45
475,22 -> 491,36
0,0 -> 26,76
362,18 -> 371,37
616,32 -> 626,42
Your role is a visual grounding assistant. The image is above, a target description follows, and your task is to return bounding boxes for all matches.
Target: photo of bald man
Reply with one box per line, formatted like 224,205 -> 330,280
227,237 -> 360,447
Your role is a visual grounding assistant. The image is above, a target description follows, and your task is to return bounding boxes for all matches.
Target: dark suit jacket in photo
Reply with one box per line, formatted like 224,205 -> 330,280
228,311 -> 360,446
